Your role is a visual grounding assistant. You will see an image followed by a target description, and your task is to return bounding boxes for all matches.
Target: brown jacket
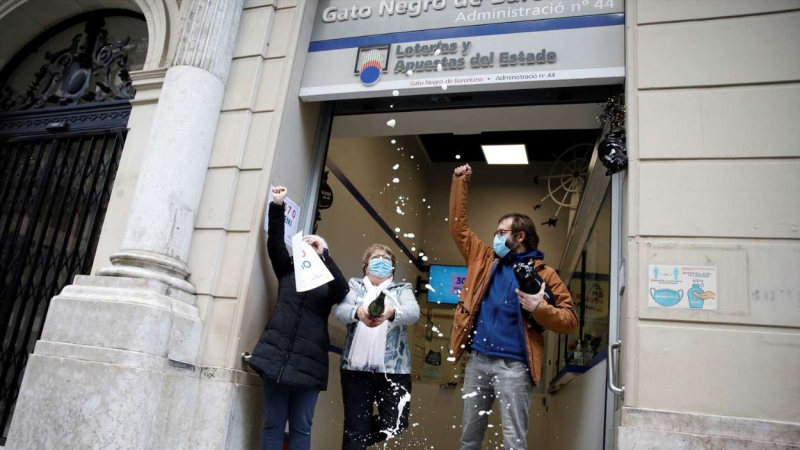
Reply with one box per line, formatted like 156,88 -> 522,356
448,174 -> 578,385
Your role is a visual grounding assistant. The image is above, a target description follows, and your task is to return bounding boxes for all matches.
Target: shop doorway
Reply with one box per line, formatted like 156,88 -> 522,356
301,87 -> 622,450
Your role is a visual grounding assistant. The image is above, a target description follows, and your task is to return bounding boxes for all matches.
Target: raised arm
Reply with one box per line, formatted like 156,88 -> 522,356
267,186 -> 292,278
449,164 -> 489,264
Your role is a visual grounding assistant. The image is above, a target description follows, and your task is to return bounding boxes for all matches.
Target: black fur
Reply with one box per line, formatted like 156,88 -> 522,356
513,259 -> 556,333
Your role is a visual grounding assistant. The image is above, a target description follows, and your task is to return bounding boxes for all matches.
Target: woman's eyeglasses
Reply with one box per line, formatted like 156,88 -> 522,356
369,255 -> 392,262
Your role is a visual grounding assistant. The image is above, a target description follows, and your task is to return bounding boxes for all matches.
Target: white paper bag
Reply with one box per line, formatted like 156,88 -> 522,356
292,232 -> 334,292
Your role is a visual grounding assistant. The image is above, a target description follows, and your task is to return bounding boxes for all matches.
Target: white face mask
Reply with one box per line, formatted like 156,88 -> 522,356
493,232 -> 520,258
368,258 -> 394,277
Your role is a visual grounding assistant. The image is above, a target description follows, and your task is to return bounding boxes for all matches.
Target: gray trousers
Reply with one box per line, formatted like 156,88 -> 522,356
460,351 -> 534,450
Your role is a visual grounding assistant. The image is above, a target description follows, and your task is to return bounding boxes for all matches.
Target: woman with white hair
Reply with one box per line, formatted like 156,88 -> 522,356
334,244 -> 420,450
248,186 -> 349,450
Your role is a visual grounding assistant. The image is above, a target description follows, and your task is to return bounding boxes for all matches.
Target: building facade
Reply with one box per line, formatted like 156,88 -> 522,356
0,0 -> 798,448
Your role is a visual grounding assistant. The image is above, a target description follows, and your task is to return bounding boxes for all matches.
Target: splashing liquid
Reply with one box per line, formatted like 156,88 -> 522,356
379,372 -> 412,441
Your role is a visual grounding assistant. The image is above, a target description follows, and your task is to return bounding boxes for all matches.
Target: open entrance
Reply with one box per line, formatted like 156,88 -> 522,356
305,88 -> 620,449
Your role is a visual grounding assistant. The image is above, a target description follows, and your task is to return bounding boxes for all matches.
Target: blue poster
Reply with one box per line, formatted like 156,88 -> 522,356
427,265 -> 468,305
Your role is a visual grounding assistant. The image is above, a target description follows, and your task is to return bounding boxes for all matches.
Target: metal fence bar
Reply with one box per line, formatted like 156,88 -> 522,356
3,138 -> 60,359
80,131 -> 125,275
0,128 -> 126,441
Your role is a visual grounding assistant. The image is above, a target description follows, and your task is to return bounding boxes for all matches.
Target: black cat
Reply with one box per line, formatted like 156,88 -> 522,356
513,259 -> 557,333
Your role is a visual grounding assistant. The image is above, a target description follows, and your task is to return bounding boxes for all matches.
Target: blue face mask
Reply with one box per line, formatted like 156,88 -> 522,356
368,258 -> 394,277
493,233 -> 518,258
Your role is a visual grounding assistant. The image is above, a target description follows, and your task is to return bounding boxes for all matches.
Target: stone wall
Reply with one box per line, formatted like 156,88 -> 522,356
618,0 -> 800,447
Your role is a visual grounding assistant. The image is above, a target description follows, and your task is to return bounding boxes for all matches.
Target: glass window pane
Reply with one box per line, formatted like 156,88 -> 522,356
562,186 -> 612,368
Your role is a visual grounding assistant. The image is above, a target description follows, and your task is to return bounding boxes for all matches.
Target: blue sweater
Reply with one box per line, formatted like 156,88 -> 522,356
471,250 -> 545,362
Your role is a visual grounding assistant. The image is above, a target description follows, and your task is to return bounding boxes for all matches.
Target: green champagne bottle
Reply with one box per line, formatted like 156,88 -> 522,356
368,292 -> 386,319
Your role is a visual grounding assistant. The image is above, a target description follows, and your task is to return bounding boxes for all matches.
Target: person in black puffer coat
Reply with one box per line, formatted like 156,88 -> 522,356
249,186 -> 349,450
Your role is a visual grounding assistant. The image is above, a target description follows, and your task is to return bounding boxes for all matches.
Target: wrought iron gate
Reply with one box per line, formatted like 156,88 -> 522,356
0,125 -> 127,440
0,11 -> 142,441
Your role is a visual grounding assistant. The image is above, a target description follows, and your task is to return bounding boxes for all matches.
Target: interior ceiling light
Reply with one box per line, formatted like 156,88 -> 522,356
481,144 -> 529,165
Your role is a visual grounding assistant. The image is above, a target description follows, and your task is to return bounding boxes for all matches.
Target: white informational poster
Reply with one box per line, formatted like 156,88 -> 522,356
264,185 -> 301,247
648,265 -> 717,311
291,232 -> 334,293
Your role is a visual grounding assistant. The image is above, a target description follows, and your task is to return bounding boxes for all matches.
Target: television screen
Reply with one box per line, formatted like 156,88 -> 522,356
427,265 -> 468,305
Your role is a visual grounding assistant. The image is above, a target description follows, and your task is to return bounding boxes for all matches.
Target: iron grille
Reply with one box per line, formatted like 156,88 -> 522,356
0,128 -> 126,441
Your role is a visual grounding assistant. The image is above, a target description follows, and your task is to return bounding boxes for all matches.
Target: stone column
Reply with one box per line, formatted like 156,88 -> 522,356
5,1 -> 245,448
98,0 -> 243,293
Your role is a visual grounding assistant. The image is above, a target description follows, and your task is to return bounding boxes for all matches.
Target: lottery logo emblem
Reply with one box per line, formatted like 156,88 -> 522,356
359,49 -> 383,86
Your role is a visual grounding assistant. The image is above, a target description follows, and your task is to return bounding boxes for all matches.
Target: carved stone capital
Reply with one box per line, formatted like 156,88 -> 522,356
170,0 -> 244,83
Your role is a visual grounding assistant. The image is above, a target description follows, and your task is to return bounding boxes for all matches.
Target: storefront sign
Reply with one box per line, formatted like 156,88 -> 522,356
648,265 -> 718,311
313,0 -> 623,40
300,0 -> 624,100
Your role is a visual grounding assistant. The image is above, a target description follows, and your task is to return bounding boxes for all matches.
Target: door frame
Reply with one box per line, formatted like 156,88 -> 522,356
297,87 -> 626,449
300,84 -> 622,233
604,172 -> 624,450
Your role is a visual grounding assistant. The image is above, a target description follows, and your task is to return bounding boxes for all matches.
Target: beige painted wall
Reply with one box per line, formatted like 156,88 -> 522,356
623,0 -> 800,425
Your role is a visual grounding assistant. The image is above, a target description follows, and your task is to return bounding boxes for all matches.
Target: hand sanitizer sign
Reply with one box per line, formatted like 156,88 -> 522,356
648,265 -> 717,310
